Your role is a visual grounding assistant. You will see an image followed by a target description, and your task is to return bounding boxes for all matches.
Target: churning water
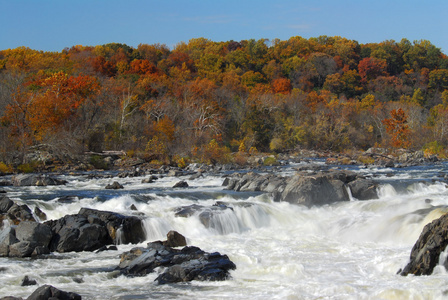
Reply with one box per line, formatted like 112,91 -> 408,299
2,162 -> 448,299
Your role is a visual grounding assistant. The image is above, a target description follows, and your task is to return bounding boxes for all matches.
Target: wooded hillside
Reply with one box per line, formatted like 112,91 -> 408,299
1,36 -> 448,167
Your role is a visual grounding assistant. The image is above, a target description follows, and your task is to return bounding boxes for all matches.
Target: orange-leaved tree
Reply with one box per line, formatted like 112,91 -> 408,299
382,108 -> 411,148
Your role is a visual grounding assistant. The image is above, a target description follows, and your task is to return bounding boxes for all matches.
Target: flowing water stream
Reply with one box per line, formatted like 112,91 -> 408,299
1,161 -> 448,299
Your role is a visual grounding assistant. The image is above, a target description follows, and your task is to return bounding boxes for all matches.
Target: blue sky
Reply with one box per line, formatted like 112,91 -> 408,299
1,0 -> 447,54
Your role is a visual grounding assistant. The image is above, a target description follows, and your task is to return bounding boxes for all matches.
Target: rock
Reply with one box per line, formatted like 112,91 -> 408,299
347,178 -> 378,200
78,208 -> 146,245
117,238 -> 236,284
173,180 -> 188,188
168,169 -> 183,177
11,174 -> 66,187
278,174 -> 349,207
129,204 -> 138,211
34,207 -> 47,221
0,196 -> 14,213
7,204 -> 36,224
400,213 -> 448,276
26,285 -> 81,300
45,214 -> 111,253
174,204 -> 204,218
15,221 -> 52,249
105,181 -> 123,189
21,275 -> 37,286
163,230 -> 187,248
0,180 -> 12,186
0,226 -> 18,256
189,172 -> 203,180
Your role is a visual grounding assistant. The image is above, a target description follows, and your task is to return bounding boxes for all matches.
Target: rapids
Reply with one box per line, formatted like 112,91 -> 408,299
2,161 -> 448,299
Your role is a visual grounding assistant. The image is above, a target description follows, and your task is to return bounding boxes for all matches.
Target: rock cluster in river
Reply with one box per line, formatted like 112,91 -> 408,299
117,231 -> 236,284
400,212 -> 448,276
0,201 -> 146,257
223,170 -> 378,206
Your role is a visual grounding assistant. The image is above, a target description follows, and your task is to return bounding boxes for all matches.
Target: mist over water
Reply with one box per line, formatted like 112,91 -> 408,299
2,163 -> 448,299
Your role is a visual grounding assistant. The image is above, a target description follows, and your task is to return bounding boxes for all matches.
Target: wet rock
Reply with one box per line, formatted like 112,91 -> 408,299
34,207 -> 47,221
0,196 -> 14,213
6,203 -> 36,224
129,204 -> 138,211
400,213 -> 448,276
12,174 -> 66,187
57,196 -> 79,203
21,275 -> 37,286
117,236 -> 236,284
173,180 -> 188,188
105,181 -> 123,189
347,178 -> 378,200
174,204 -> 204,218
26,284 -> 82,300
168,170 -> 183,177
225,170 -> 377,207
277,174 -> 349,206
45,214 -> 111,253
15,221 -> 52,249
0,181 -> 12,186
163,230 -> 187,248
78,208 -> 146,245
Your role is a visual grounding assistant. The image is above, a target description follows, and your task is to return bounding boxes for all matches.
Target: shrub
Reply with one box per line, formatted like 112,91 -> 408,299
89,155 -> 110,170
0,162 -> 13,174
263,156 -> 278,166
17,161 -> 39,173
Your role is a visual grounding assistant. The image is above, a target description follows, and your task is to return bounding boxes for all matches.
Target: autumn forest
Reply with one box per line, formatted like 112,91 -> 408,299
1,36 -> 448,168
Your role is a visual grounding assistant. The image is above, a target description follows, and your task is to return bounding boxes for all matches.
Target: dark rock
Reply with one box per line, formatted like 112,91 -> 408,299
117,238 -> 236,284
78,208 -> 146,245
0,180 -> 12,186
34,207 -> 47,221
173,180 -> 189,188
16,221 -> 52,249
57,196 -> 79,204
7,204 -> 36,223
129,204 -> 138,211
9,241 -> 39,257
0,190 -> 6,193
400,213 -> 448,276
174,204 -> 204,218
26,284 -> 81,300
45,214 -> 111,253
189,172 -> 203,180
347,178 -> 378,200
21,275 -> 37,286
163,231 -> 187,248
105,181 -> 123,189
0,196 -> 14,213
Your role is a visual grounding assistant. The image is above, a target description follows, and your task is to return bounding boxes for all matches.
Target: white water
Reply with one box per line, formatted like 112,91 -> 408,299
2,165 -> 448,299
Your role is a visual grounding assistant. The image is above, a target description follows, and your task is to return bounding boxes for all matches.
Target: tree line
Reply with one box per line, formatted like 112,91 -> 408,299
1,36 -> 448,167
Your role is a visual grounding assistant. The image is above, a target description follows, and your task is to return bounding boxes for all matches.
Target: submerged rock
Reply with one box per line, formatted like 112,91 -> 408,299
400,213 -> 448,276
117,232 -> 236,284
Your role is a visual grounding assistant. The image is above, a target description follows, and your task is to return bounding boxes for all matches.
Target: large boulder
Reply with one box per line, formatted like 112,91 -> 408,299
117,233 -> 236,284
400,213 -> 448,276
45,214 -> 111,253
347,178 -> 378,200
78,208 -> 146,244
12,174 -> 66,187
26,284 -> 81,300
276,174 -> 349,206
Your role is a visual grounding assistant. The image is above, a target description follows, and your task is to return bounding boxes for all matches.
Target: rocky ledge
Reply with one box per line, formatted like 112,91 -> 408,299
117,231 -> 236,284
400,212 -> 448,276
223,169 -> 378,207
0,284 -> 81,300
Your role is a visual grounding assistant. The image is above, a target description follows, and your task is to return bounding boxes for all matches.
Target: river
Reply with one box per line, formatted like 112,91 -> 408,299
1,160 -> 448,299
